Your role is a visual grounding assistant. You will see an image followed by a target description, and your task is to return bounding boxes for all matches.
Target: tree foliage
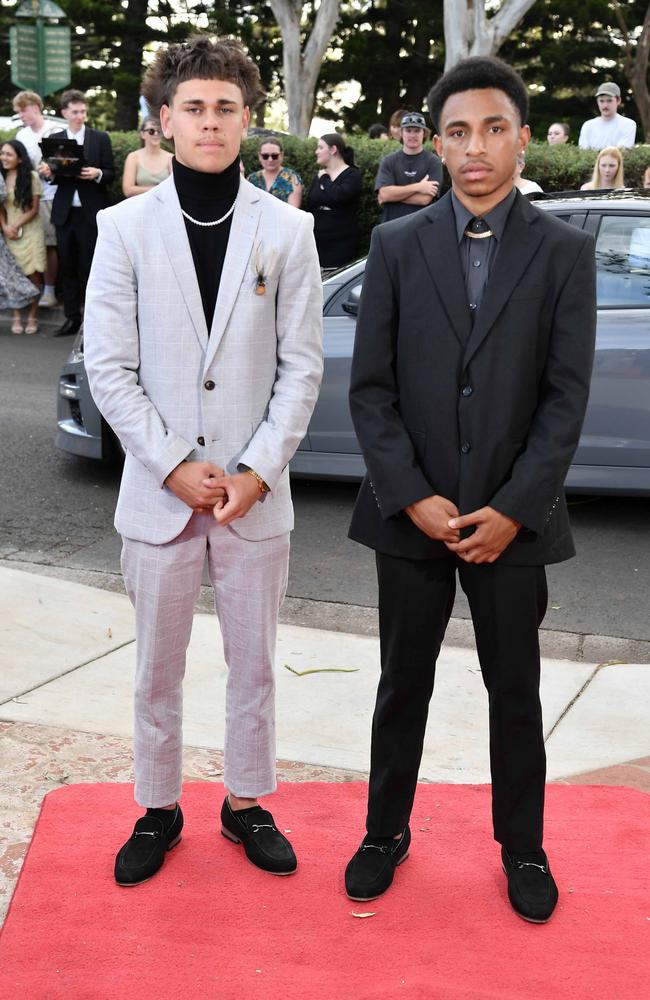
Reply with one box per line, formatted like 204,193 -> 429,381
3,0 -> 650,140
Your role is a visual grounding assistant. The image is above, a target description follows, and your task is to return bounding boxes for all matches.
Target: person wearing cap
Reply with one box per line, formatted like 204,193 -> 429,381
375,111 -> 443,223
578,82 -> 636,149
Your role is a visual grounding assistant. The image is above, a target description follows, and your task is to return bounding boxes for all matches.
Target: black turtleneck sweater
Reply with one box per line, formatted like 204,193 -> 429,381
172,155 -> 240,332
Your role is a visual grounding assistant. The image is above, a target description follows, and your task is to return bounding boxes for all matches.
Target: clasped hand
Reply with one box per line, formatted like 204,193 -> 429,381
165,461 -> 261,525
405,495 -> 520,564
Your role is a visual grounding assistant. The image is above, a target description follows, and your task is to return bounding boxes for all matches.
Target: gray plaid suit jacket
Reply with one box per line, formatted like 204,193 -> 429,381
84,175 -> 323,545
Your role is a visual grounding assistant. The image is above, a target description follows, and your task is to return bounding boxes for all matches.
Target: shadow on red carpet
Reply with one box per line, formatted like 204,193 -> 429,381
0,782 -> 648,999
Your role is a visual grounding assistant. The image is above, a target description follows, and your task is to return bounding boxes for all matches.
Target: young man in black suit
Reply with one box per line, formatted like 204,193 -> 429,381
41,89 -> 114,337
345,57 -> 596,923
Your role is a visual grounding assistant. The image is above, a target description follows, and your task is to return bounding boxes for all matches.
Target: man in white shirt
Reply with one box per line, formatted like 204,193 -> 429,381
12,90 -> 60,307
40,89 -> 114,337
578,82 -> 637,149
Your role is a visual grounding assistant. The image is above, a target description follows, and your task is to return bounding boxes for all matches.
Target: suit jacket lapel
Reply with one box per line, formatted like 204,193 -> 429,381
203,180 -> 261,370
153,177 -> 209,351
416,197 -> 472,348
462,193 -> 544,366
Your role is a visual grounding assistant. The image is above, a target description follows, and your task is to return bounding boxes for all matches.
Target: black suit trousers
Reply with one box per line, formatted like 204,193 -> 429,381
56,208 -> 98,320
367,552 -> 548,852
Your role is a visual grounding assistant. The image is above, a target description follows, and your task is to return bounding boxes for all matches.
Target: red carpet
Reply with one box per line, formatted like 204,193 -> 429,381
0,782 -> 648,1000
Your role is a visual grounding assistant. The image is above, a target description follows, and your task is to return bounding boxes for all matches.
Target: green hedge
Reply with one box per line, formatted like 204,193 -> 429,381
4,126 -> 650,254
101,135 -> 650,254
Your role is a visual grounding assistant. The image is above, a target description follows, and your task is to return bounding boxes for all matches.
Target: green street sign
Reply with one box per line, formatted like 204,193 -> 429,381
16,1 -> 67,17
9,22 -> 70,97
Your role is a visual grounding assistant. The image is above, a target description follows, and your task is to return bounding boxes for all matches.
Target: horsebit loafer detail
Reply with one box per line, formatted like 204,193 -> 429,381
501,846 -> 559,923
345,825 -> 411,901
220,797 -> 297,875
114,804 -> 183,887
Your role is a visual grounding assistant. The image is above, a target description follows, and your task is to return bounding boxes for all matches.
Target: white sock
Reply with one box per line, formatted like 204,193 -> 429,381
44,284 -> 55,296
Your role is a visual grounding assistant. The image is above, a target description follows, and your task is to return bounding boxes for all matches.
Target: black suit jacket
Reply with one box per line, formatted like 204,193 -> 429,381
50,127 -> 114,227
348,190 -> 597,566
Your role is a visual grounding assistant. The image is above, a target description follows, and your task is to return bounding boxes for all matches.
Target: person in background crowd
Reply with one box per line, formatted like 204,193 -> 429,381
0,139 -> 45,334
40,89 -> 115,338
579,83 -> 636,149
368,123 -> 389,140
388,109 -> 408,140
514,152 -> 543,194
122,117 -> 172,197
12,90 -> 60,308
546,122 -> 570,145
0,173 -> 41,318
581,146 -> 625,190
247,138 -> 302,207
643,165 -> 650,189
375,111 -> 443,223
306,133 -> 362,270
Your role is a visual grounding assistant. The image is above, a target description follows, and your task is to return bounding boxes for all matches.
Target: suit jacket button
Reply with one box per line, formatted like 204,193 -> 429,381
204,380 -> 215,390
197,436 -> 205,446
461,441 -> 471,454
461,385 -> 473,397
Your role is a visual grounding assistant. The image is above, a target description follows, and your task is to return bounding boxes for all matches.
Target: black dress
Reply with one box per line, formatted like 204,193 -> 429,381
306,167 -> 362,268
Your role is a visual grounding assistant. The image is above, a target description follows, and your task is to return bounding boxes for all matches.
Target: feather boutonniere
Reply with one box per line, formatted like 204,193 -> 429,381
253,243 -> 279,296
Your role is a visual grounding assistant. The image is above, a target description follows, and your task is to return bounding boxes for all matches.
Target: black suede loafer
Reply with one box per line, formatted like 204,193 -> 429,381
114,805 -> 183,887
345,826 -> 411,901
220,797 -> 297,875
502,846 -> 559,923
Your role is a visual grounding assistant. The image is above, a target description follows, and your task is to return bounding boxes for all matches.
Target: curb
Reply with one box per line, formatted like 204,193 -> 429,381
3,559 -> 649,664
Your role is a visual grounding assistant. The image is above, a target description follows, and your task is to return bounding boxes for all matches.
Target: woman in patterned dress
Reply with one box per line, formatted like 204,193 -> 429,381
0,139 -> 45,334
247,138 -> 303,207
0,173 -> 40,321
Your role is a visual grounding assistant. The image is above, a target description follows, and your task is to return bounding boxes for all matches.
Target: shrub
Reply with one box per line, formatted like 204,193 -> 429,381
5,126 -> 650,254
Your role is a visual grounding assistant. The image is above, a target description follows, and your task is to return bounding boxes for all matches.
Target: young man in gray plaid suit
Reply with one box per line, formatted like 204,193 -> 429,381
85,35 -> 323,886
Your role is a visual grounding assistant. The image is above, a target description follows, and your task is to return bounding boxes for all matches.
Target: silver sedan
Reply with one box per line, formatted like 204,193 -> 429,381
56,192 -> 650,495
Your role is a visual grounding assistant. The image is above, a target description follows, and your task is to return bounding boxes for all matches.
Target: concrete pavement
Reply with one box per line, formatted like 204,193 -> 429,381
1,564 -> 649,923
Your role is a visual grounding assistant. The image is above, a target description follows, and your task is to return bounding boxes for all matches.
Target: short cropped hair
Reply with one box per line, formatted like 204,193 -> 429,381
142,34 -> 265,117
60,89 -> 86,110
428,56 -> 529,131
13,90 -> 43,111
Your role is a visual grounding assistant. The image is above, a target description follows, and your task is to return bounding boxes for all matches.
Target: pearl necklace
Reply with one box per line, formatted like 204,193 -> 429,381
180,201 -> 236,227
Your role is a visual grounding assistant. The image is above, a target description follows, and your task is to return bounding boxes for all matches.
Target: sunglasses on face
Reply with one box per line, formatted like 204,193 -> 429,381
260,152 -> 280,160
142,128 -> 160,136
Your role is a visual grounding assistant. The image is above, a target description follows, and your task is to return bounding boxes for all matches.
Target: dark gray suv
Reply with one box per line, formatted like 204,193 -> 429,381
56,191 -> 650,495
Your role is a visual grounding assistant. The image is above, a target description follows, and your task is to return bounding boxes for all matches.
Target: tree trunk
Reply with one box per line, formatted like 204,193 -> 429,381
444,0 -> 538,70
614,1 -> 650,142
115,0 -> 149,131
269,0 -> 341,135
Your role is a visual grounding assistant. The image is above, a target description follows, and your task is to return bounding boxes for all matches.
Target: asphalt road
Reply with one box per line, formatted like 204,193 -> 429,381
1,321 -> 649,642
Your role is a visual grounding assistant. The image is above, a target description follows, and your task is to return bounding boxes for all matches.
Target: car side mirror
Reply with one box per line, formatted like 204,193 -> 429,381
342,285 -> 361,316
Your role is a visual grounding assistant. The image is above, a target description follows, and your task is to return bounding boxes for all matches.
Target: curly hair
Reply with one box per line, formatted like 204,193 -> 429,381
0,139 -> 35,212
428,56 -> 529,132
142,34 -> 265,116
